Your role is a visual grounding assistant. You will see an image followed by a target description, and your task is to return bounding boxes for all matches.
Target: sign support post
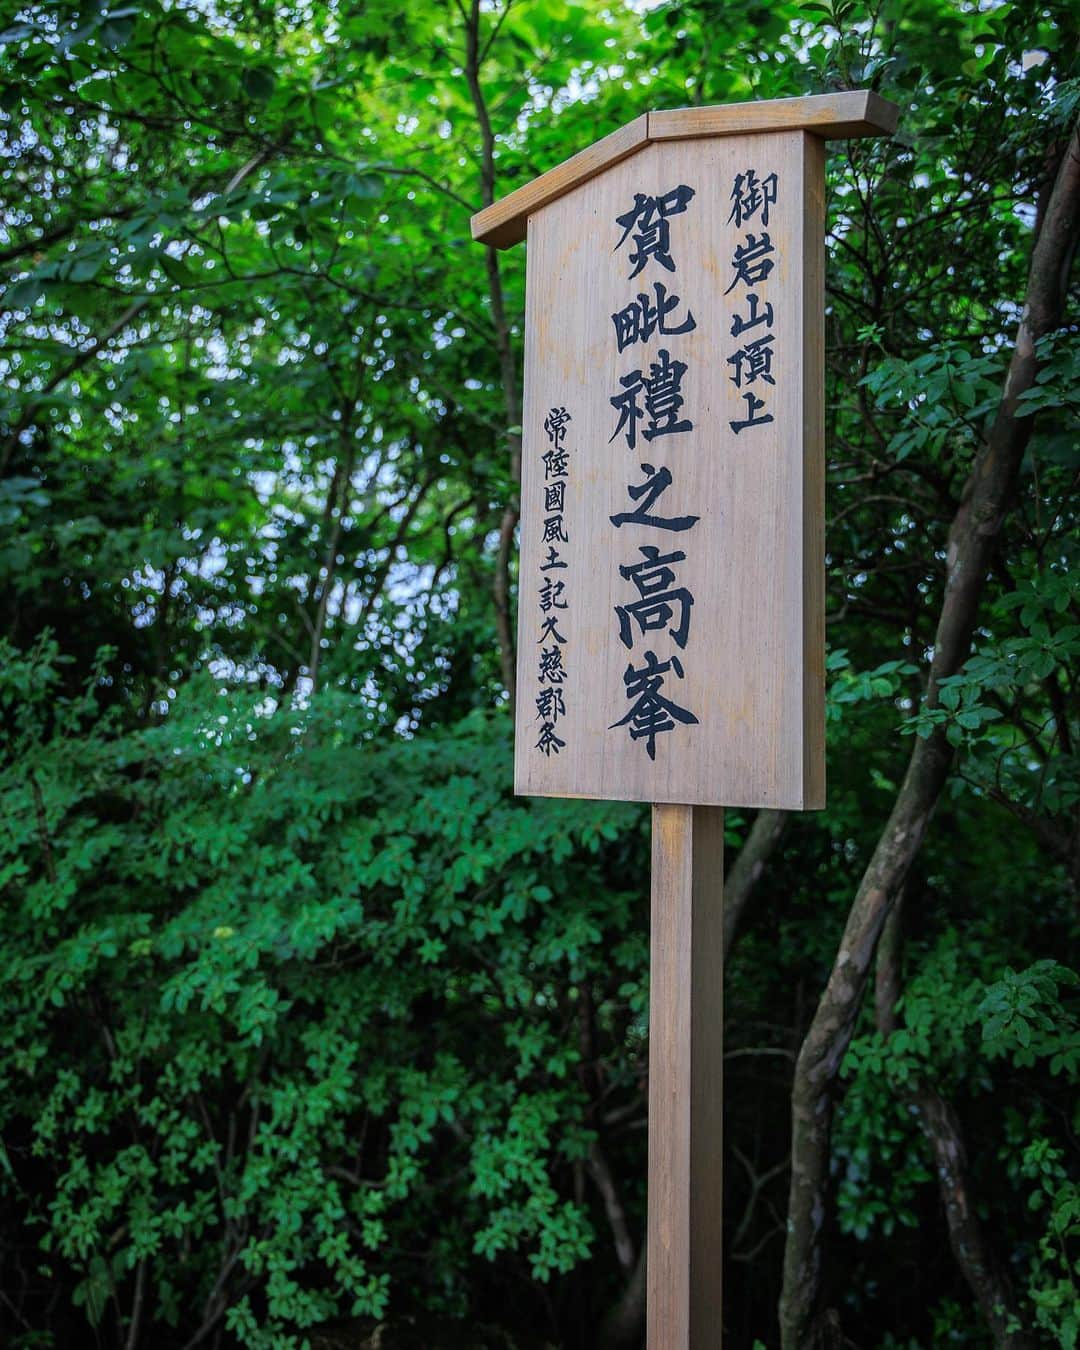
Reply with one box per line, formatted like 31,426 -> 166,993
649,804 -> 724,1347
472,90 -> 897,1348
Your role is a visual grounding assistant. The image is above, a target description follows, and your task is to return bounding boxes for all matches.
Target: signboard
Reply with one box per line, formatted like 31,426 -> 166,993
473,92 -> 898,1350
513,129 -> 826,809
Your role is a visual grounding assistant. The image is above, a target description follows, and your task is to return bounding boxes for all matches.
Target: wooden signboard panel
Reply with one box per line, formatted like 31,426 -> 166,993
514,130 -> 825,809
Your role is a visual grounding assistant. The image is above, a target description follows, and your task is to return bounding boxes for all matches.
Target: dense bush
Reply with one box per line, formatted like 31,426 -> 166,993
2,637 -> 645,1344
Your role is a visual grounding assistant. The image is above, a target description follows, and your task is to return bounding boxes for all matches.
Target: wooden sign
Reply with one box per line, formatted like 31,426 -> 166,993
472,91 -> 898,1350
474,93 -> 897,811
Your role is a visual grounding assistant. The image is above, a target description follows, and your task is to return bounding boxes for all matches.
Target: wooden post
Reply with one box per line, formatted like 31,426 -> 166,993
649,804 -> 725,1349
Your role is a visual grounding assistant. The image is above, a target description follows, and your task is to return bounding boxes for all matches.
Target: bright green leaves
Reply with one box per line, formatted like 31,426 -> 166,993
897,567 -> 1080,818
469,1092 -> 593,1280
826,650 -> 919,722
1017,1137 -> 1080,1348
0,637 -> 646,1344
2,0 -> 1078,1343
901,672 -> 1004,745
1016,330 -> 1080,471
3,275 -> 51,311
837,930 -> 1080,1301
834,1037 -> 933,1240
860,344 -> 1004,464
998,571 -> 1079,632
977,960 -> 1079,1072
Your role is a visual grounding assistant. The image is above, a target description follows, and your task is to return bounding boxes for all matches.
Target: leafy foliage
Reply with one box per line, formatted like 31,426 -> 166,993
2,636 -> 644,1345
1,0 -> 1078,1345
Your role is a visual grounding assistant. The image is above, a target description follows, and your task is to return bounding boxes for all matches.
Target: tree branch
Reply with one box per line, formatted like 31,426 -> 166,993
462,0 -> 521,708
779,116 -> 1080,1349
724,808 -> 789,962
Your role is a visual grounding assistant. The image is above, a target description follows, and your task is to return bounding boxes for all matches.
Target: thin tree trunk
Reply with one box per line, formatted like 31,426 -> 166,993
589,1144 -> 637,1276
124,1258 -> 147,1350
307,435 -> 357,693
779,119 -> 1080,1349
598,1241 -> 647,1350
28,771 -> 57,885
462,0 -> 522,709
353,472 -> 439,633
875,902 -> 1031,1347
579,987 -> 638,1280
724,808 -> 789,963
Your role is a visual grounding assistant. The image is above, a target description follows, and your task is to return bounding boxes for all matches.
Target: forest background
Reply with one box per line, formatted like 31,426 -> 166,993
1,0 -> 1078,1347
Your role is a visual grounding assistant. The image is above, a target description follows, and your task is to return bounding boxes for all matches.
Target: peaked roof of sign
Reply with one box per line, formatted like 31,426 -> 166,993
469,90 -> 898,249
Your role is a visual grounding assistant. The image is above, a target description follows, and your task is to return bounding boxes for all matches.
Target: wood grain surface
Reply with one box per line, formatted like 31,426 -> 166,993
470,91 -> 896,248
471,115 -> 648,250
514,130 -> 825,809
648,804 -> 724,1349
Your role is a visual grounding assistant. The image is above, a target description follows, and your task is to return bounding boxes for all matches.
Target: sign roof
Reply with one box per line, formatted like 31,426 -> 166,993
470,90 -> 898,249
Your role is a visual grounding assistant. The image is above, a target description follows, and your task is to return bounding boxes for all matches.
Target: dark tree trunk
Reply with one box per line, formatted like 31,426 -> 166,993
778,119 -> 1080,1349
724,808 -> 789,962
875,903 -> 1032,1347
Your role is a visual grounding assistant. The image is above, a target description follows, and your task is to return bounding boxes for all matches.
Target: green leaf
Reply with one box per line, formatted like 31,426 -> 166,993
159,253 -> 199,287
5,276 -> 46,309
242,66 -> 276,101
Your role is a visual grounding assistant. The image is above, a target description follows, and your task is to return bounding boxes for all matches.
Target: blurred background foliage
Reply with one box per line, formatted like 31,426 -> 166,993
0,0 -> 1077,1346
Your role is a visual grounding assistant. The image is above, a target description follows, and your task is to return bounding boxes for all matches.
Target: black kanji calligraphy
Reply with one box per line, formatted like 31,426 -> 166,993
543,406 -> 571,449
609,348 -> 693,449
535,721 -> 566,756
534,404 -> 573,758
542,447 -> 569,480
730,390 -> 775,434
539,546 -> 567,572
609,370 -> 645,449
611,281 -> 697,353
727,169 -> 778,228
613,185 -> 696,278
535,687 -> 566,723
538,577 -> 567,611
609,649 -> 699,760
542,514 -> 568,545
537,614 -> 567,645
727,333 -> 775,388
614,544 -> 695,650
538,645 -> 566,685
730,292 -> 774,338
724,233 -> 776,294
609,463 -> 700,533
